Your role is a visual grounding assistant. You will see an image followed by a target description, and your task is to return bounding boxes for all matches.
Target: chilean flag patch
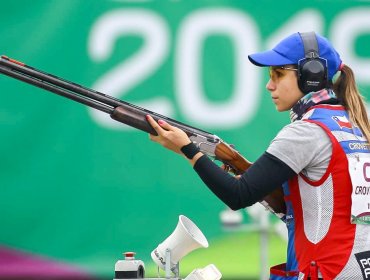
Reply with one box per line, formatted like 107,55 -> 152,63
332,115 -> 352,129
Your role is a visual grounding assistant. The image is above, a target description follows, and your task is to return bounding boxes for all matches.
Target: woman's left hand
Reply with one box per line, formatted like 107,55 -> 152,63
146,115 -> 192,155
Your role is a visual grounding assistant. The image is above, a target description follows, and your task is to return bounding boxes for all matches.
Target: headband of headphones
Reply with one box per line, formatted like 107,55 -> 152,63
298,32 -> 328,94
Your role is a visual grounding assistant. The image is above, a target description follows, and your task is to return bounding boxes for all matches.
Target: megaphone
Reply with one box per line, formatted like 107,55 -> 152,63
151,215 -> 209,273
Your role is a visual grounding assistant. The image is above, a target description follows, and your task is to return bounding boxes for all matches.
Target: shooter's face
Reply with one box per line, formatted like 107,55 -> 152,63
266,66 -> 303,112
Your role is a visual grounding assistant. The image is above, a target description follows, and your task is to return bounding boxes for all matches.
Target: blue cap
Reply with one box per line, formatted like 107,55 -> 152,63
248,32 -> 342,80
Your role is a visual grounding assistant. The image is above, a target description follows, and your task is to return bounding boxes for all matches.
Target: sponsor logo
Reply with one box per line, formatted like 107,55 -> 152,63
332,115 -> 352,129
349,143 -> 370,151
285,214 -> 294,226
153,249 -> 166,266
351,213 -> 370,224
306,81 -> 320,86
355,251 -> 370,279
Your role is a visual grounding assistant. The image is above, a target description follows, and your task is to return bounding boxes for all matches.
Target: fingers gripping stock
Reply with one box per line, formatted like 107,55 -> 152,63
214,142 -> 252,175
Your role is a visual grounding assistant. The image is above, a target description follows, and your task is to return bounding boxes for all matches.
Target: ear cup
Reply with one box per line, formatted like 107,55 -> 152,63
298,58 -> 327,94
298,32 -> 328,94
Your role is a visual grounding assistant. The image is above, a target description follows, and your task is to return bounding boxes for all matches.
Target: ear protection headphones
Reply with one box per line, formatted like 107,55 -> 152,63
298,32 -> 328,94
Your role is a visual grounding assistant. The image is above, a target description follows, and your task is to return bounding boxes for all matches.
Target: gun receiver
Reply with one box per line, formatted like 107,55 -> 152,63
0,55 -> 286,218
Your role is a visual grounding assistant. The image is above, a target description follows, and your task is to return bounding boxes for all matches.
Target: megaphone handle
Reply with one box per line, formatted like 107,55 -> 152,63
164,248 -> 180,279
165,249 -> 172,279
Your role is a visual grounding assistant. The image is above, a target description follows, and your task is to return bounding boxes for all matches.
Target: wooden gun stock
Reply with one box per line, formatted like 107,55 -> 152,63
215,142 -> 253,173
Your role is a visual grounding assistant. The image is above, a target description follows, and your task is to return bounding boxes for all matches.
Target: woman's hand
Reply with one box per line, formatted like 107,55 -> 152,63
146,115 -> 192,155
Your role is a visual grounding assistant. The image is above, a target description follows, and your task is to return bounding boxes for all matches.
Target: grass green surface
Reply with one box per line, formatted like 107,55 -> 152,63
146,230 -> 287,279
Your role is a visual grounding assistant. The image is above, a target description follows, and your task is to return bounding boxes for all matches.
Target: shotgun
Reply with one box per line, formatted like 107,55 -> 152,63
0,55 -> 286,218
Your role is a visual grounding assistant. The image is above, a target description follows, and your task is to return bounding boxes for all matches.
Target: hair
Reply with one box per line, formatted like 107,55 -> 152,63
333,65 -> 370,142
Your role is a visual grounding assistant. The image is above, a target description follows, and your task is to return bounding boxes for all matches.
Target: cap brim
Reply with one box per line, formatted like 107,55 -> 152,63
248,50 -> 296,67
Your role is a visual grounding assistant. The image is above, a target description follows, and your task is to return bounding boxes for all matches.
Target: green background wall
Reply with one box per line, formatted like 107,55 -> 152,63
0,0 -> 370,278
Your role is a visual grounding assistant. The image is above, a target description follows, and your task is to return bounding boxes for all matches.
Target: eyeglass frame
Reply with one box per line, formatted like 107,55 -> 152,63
269,66 -> 298,71
268,66 -> 298,81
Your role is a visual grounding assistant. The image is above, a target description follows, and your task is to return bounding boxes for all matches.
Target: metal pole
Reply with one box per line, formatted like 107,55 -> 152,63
259,210 -> 269,280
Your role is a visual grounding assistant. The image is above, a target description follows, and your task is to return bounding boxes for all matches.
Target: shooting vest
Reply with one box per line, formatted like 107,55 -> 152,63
270,105 -> 370,280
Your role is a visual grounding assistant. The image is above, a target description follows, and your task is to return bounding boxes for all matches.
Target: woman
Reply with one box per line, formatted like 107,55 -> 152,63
146,32 -> 370,280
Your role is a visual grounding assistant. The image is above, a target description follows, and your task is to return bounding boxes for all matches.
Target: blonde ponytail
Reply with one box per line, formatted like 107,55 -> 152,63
333,65 -> 370,142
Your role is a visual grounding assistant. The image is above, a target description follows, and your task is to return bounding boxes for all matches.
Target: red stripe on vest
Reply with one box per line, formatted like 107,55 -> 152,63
289,119 -> 356,279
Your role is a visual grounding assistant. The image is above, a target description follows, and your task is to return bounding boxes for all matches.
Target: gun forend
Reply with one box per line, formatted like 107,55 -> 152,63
111,106 -> 157,135
111,105 -> 221,144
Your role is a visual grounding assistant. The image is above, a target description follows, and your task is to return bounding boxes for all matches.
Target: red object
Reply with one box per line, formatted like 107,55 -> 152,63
124,252 -> 136,258
1,55 -> 25,66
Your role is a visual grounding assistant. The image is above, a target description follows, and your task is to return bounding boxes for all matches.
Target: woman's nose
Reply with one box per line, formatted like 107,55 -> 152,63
266,79 -> 275,91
